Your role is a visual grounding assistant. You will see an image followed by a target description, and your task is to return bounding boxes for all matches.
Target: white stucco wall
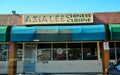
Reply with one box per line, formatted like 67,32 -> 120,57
37,60 -> 102,73
0,60 -> 103,74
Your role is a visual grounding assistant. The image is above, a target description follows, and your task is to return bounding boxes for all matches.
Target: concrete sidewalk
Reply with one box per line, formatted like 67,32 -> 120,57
40,73 -> 103,75
1,73 -> 104,75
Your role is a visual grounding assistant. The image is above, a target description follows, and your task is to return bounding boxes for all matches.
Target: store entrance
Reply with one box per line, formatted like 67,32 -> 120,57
23,44 -> 37,73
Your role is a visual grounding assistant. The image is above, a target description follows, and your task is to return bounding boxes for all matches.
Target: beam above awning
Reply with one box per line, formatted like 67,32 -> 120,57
11,24 -> 106,42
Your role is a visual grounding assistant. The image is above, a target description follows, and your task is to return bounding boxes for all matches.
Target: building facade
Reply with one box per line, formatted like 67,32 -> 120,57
0,12 -> 120,75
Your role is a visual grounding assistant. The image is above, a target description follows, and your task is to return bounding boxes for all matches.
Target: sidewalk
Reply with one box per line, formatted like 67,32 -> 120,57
2,73 -> 104,75
39,73 -> 103,75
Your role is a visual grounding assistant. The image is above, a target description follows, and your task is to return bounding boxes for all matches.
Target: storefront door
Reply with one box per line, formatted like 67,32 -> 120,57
23,44 -> 37,73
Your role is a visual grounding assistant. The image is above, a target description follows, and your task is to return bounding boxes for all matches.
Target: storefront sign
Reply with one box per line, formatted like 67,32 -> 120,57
23,13 -> 93,24
103,42 -> 109,50
57,48 -> 63,55
56,48 -> 64,57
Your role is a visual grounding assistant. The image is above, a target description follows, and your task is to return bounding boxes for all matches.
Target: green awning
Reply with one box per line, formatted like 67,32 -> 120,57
0,26 -> 8,42
109,24 -> 120,40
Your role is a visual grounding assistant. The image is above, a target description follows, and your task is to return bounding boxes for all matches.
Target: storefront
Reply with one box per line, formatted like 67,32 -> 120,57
10,24 -> 106,74
108,24 -> 120,61
0,12 -> 120,75
0,26 -> 10,74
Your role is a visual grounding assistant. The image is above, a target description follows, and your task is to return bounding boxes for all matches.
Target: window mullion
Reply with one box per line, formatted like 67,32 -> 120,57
81,42 -> 83,60
114,42 -> 117,60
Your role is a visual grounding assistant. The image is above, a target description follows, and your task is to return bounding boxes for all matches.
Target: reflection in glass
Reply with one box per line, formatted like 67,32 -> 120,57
36,43 -> 98,61
37,48 -> 51,61
68,43 -> 81,60
0,44 -> 8,61
83,43 -> 97,60
68,48 -> 81,60
37,44 -> 51,61
116,42 -> 120,60
17,44 -> 23,61
109,42 -> 115,59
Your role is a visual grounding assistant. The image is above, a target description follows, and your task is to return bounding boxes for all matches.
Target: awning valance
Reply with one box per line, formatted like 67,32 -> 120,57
11,26 -> 35,42
11,24 -> 106,42
71,24 -> 106,41
109,24 -> 120,40
0,26 -> 8,42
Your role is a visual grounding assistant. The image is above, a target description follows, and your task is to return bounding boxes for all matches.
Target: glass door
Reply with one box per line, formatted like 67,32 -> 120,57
23,44 -> 37,73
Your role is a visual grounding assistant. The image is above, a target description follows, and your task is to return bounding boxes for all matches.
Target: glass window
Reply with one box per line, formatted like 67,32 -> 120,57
116,42 -> 120,60
68,43 -> 81,60
37,44 -> 51,61
0,44 -> 8,61
109,42 -> 115,59
99,42 -> 102,59
83,43 -> 97,60
37,42 -> 99,61
53,43 -> 66,60
17,44 -> 23,61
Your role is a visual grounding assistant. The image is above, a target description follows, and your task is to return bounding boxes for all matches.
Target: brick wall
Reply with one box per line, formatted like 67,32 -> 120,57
0,12 -> 120,25
94,12 -> 120,24
0,14 -> 22,25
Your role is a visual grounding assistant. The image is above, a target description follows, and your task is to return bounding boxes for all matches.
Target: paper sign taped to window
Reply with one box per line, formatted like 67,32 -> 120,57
103,42 -> 109,50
